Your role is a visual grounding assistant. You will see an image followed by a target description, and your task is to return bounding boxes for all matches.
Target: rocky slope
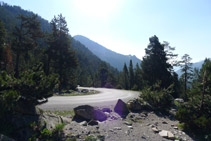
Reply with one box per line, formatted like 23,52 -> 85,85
62,109 -> 194,141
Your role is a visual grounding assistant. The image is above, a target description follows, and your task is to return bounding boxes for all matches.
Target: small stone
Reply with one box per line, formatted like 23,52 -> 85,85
127,126 -> 133,129
162,121 -> 168,124
150,124 -> 155,128
109,129 -> 114,132
79,121 -> 87,126
114,127 -> 122,130
141,135 -> 147,139
124,121 -> 132,126
173,126 -> 178,130
152,127 -> 159,133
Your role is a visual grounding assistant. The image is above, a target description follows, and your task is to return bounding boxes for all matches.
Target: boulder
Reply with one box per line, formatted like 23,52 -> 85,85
40,113 -> 71,130
74,105 -> 107,121
127,98 -> 152,112
114,99 -> 129,118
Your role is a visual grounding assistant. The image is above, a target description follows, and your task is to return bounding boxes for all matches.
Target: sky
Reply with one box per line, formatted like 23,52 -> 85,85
1,0 -> 211,62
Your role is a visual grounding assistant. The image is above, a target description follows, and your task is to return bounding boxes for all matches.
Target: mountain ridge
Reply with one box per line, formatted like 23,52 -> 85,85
74,35 -> 141,71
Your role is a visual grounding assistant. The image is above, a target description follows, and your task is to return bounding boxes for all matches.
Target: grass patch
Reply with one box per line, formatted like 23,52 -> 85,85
52,110 -> 75,117
85,135 -> 97,141
178,123 -> 185,130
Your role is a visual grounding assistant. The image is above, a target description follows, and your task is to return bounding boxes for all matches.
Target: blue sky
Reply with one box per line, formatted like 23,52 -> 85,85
2,0 -> 211,62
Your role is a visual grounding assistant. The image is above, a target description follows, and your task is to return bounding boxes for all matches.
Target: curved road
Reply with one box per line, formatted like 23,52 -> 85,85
38,87 -> 140,111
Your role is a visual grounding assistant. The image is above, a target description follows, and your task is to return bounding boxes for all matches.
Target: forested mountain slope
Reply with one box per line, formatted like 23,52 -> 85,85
0,2 -> 119,87
74,35 -> 141,71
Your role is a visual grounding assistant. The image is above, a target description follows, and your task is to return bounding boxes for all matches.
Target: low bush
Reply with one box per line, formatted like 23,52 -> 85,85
140,83 -> 174,111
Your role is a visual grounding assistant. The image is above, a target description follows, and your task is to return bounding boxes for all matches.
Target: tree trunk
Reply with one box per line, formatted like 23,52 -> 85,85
184,70 -> 187,101
15,52 -> 20,78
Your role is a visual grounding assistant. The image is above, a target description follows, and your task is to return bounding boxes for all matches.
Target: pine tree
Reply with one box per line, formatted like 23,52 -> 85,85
179,54 -> 193,100
134,63 -> 142,90
12,14 -> 43,78
46,14 -> 78,90
122,63 -> 129,90
141,35 -> 172,88
129,60 -> 134,89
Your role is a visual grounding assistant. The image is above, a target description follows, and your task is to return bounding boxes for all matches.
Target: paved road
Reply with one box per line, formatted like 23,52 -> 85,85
38,87 -> 140,111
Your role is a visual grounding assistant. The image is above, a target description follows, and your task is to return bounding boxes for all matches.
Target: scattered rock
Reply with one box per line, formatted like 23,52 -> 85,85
159,130 -> 168,138
162,121 -> 168,124
173,126 -> 178,130
74,105 -> 107,121
127,126 -> 133,129
114,127 -> 122,130
114,99 -> 129,118
124,121 -> 132,126
167,131 -> 175,140
79,121 -> 87,126
152,127 -> 159,133
159,130 -> 175,140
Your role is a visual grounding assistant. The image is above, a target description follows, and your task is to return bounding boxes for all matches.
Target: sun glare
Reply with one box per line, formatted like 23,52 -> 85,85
74,0 -> 121,20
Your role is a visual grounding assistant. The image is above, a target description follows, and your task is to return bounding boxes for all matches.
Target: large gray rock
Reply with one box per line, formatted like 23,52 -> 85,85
74,105 -> 107,121
40,113 -> 71,130
114,99 -> 129,118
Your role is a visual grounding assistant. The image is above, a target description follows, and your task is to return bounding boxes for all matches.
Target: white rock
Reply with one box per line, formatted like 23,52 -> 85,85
173,126 -> 178,130
159,130 -> 168,138
114,127 -> 122,130
167,131 -> 175,139
79,121 -> 87,126
152,127 -> 159,133
159,130 -> 174,139
127,126 -> 133,129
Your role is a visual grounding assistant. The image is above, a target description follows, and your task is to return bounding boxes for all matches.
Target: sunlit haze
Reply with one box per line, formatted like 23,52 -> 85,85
1,0 -> 211,62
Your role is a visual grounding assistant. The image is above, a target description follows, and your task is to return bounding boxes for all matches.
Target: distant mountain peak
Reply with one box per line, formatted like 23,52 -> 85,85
73,35 -> 141,70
